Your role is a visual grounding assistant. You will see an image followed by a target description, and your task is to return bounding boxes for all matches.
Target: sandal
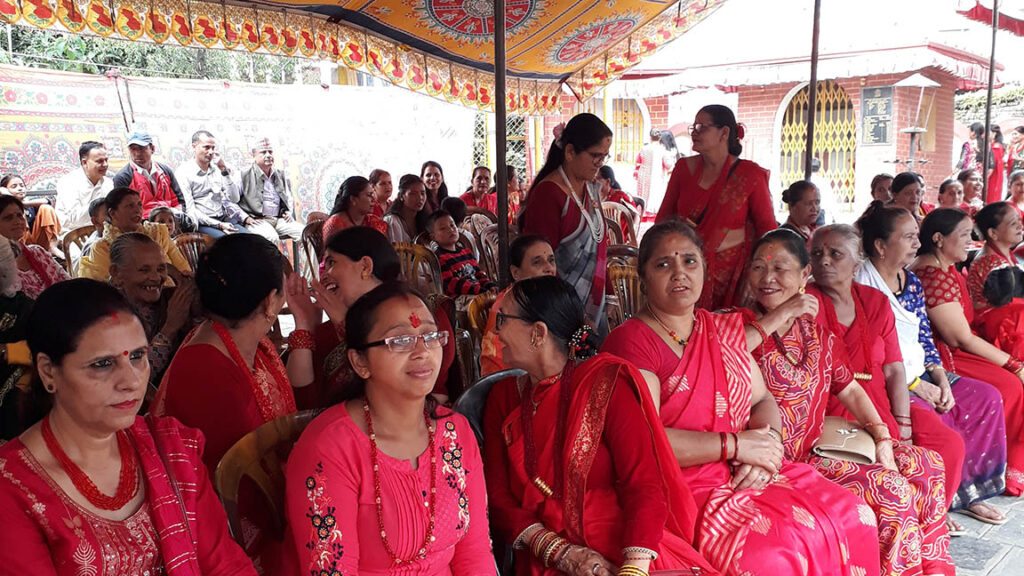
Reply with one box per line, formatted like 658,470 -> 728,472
956,502 -> 1008,525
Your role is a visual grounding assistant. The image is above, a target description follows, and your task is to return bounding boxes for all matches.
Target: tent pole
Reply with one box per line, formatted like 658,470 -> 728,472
495,0 -> 510,287
982,0 -> 998,202
803,0 -> 821,181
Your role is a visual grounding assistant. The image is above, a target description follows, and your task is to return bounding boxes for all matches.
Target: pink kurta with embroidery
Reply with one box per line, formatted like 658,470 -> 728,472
20,244 -> 69,300
285,404 -> 495,575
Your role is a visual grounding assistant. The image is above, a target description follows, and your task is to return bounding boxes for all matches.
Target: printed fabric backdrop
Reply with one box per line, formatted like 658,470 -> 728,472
0,63 -> 477,219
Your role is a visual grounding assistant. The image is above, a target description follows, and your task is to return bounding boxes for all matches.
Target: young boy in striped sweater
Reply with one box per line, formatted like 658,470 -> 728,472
428,210 -> 495,297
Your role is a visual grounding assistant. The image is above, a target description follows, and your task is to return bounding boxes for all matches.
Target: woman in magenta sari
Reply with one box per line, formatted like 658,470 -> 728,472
602,221 -> 880,576
856,204 -> 1009,526
485,276 -> 716,576
0,279 -> 255,575
519,113 -> 610,334
655,105 -> 776,310
744,229 -> 953,575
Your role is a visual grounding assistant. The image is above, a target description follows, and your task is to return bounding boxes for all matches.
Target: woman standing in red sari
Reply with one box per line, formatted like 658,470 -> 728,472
519,113 -> 611,334
0,279 -> 256,575
485,275 -> 716,576
602,221 -> 880,576
913,207 -> 1024,494
745,229 -> 952,576
655,105 -> 776,310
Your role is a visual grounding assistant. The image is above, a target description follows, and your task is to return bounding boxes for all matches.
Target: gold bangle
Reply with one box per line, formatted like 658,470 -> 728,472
908,377 -> 921,391
618,567 -> 650,576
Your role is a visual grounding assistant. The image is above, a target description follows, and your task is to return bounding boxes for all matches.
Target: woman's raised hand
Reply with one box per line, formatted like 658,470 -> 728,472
285,273 -> 321,330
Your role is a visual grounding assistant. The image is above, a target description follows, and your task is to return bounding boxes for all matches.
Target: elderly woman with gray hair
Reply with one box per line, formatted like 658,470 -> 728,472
805,223 -> 955,571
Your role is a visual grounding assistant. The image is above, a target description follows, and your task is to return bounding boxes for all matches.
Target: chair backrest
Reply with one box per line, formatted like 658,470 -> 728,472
454,368 -> 526,445
393,242 -> 443,295
173,233 -> 215,272
606,244 -> 638,268
601,202 -> 638,246
61,224 -> 95,277
301,219 -> 325,279
607,262 -> 643,330
477,224 -> 501,281
466,206 -> 498,226
214,409 -> 320,545
467,291 -> 497,332
603,217 -> 623,244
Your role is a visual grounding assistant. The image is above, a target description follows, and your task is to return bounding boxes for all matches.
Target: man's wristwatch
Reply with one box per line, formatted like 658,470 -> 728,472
220,169 -> 230,176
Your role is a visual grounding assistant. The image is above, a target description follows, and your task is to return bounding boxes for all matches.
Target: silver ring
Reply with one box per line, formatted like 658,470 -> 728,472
593,563 -> 601,575
759,473 -> 768,481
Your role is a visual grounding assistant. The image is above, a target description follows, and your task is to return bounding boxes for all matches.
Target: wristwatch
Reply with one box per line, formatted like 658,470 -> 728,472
220,169 -> 231,176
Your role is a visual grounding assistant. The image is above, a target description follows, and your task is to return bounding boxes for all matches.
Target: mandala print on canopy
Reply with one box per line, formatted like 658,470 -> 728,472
550,17 -> 638,66
419,0 -> 539,42
1,136 -> 81,189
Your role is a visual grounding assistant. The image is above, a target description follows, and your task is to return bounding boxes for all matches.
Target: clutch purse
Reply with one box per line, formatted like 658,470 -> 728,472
812,416 -> 877,465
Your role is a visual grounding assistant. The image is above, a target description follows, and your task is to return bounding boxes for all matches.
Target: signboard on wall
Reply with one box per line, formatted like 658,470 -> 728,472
861,86 -> 893,145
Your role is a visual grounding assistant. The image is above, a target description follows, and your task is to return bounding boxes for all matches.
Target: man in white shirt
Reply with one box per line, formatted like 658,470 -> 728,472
174,130 -> 248,238
55,141 -> 113,230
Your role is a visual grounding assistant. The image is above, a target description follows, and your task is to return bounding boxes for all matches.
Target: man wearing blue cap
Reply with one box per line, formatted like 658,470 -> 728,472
113,130 -> 186,220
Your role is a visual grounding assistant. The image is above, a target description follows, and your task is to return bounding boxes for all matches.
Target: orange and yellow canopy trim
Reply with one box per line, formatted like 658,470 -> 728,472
0,0 -> 724,113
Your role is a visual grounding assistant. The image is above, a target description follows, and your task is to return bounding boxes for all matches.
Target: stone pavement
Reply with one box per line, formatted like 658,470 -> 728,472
950,495 -> 1024,575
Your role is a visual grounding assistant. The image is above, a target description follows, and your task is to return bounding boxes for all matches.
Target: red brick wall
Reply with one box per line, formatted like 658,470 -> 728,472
734,68 -> 957,215
645,96 -> 670,131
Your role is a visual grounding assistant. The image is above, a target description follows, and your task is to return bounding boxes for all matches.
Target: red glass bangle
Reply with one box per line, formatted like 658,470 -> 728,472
719,432 -> 728,461
288,329 -> 315,351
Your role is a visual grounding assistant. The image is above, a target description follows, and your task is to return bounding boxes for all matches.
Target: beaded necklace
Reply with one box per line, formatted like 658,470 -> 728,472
41,414 -> 138,510
850,289 -> 874,381
363,400 -> 437,564
770,317 -> 811,367
647,303 -> 692,350
521,372 -> 569,499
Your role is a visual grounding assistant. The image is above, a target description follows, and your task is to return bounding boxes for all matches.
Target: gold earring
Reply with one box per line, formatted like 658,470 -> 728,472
361,270 -> 370,280
44,384 -> 54,393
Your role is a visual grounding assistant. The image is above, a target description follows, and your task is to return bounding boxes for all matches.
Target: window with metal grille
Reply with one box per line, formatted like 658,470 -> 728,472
612,98 -> 643,164
780,80 -> 857,208
471,113 -> 527,179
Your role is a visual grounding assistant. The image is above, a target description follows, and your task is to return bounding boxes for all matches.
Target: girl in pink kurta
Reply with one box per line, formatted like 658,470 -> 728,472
286,404 -> 493,575
284,282 -> 494,575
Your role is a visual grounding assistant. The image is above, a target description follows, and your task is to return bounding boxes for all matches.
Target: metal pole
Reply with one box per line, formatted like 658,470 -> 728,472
495,0 -> 510,287
803,0 -> 821,181
982,0 -> 998,203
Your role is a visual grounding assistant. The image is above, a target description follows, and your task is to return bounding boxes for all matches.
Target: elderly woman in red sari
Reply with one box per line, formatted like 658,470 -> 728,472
285,283 -> 495,574
519,113 -> 611,335
967,202 -> 1024,359
747,229 -> 953,575
0,279 -> 256,575
888,172 -> 934,223
854,204 -> 1010,527
602,221 -> 880,576
485,275 -> 716,576
912,207 -> 1024,495
655,105 -> 776,310
284,226 -> 457,409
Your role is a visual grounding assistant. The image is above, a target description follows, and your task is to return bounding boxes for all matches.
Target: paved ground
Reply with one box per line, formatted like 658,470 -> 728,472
950,495 -> 1024,575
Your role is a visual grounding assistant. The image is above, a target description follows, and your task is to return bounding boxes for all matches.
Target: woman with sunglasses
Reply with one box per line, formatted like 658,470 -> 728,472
519,113 -> 612,335
484,275 -> 717,576
286,282 -> 494,575
656,105 -> 777,310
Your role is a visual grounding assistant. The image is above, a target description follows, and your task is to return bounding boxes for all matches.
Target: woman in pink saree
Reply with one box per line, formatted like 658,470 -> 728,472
602,220 -> 880,576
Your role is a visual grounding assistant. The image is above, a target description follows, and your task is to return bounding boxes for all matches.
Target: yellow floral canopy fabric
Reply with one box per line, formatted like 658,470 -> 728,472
1,0 -> 724,112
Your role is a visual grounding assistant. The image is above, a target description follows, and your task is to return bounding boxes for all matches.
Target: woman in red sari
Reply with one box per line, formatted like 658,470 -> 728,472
602,221 -> 880,576
0,279 -> 255,575
0,195 -> 70,299
656,105 -> 776,310
322,176 -> 386,241
519,113 -> 611,335
485,275 -> 716,576
966,202 -> 1024,358
746,229 -> 952,576
888,172 -> 934,223
778,180 -> 819,246
990,125 -> 1006,204
913,207 -> 1024,494
285,226 -> 457,409
153,234 -> 296,572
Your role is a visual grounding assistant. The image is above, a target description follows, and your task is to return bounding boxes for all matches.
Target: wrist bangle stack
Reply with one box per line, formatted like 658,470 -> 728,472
767,428 -> 783,443
1003,356 -> 1024,374
288,329 -> 315,351
622,546 -> 657,561
618,567 -> 650,576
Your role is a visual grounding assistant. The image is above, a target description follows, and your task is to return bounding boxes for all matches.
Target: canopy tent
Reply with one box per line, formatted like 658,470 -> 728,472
0,0 -> 726,114
958,0 -> 1024,35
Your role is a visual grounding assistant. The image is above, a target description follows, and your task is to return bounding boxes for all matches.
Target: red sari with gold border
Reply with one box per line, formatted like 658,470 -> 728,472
603,311 -> 880,576
483,353 -> 716,575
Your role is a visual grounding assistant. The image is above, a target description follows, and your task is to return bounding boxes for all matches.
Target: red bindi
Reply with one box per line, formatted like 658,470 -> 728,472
123,350 -> 129,356
765,254 -> 772,261
409,312 -> 421,328
109,312 -> 119,320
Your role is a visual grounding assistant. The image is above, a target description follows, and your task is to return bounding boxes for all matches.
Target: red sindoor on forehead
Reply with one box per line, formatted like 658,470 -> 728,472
409,312 -> 421,328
